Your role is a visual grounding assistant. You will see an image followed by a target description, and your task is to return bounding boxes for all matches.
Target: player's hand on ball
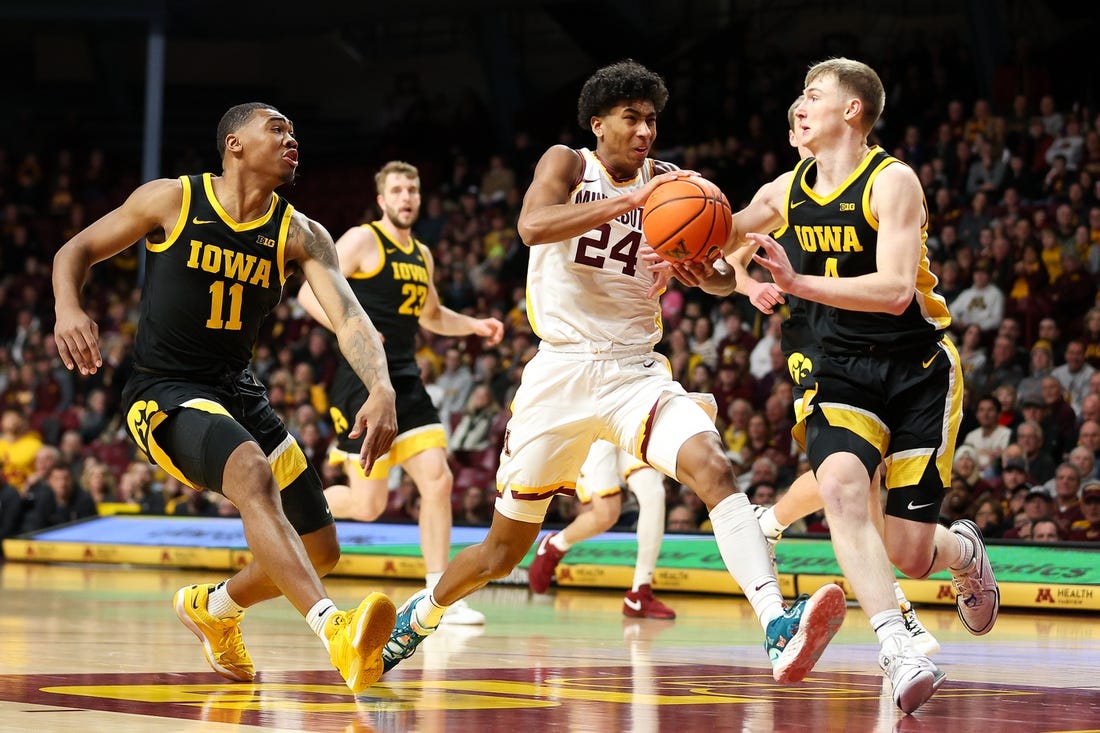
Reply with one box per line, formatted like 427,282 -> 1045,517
637,169 -> 699,206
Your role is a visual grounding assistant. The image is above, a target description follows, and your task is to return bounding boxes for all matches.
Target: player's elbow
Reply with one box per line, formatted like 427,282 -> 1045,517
883,290 -> 914,315
517,218 -> 547,246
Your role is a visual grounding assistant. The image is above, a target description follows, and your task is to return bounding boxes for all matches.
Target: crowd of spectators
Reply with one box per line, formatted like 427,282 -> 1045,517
2,42 -> 1100,549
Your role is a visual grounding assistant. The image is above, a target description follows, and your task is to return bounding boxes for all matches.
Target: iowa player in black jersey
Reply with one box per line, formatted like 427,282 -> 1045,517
53,102 -> 399,694
719,97 -> 940,658
654,65 -> 997,714
297,160 -> 503,626
716,59 -> 1000,714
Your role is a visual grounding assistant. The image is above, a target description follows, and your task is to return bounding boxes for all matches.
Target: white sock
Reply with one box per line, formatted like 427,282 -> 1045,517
949,531 -> 975,571
629,469 -> 666,591
307,598 -> 339,649
756,505 -> 789,541
426,571 -> 444,593
550,533 -> 572,552
207,581 -> 245,619
708,492 -> 785,628
870,609 -> 907,644
416,592 -> 448,628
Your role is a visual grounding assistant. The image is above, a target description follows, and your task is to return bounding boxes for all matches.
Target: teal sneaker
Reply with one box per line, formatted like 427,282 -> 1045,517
765,583 -> 847,683
381,589 -> 438,673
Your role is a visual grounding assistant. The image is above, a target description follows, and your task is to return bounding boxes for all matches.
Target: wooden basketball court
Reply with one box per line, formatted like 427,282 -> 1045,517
1,562 -> 1097,732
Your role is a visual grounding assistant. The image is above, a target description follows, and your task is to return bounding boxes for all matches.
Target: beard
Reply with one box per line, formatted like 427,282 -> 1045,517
385,205 -> 418,229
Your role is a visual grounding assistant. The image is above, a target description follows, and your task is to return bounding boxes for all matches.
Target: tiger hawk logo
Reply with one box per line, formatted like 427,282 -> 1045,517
787,352 -> 813,385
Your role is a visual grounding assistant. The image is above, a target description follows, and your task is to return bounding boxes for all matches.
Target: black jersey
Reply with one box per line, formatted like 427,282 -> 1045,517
134,174 -> 291,381
773,221 -> 811,357
788,147 -> 951,354
342,222 -> 427,377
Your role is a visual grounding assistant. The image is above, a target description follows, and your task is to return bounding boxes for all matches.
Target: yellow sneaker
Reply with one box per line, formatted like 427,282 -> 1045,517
173,584 -> 255,682
325,592 -> 397,693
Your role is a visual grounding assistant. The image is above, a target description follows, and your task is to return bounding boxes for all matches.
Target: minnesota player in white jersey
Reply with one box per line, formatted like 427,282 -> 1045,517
381,59 -> 847,682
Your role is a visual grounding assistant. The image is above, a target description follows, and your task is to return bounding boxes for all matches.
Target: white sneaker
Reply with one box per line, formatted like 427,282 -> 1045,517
949,519 -> 999,635
879,633 -> 945,715
437,597 -> 485,626
900,600 -> 941,656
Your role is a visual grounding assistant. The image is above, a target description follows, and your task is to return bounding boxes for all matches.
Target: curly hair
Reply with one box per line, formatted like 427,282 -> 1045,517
576,59 -> 669,130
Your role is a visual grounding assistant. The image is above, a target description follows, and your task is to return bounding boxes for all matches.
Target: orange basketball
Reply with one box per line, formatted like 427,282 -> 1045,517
642,177 -> 732,263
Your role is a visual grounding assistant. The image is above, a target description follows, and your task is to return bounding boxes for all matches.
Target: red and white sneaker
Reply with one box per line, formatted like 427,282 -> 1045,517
622,584 -> 677,619
528,532 -> 567,594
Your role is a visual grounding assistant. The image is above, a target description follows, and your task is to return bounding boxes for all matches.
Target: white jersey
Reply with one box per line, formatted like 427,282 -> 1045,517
526,148 -> 674,351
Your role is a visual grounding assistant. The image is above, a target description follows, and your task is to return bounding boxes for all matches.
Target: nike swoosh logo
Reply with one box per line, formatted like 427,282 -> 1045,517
582,177 -> 600,183
922,352 -> 939,368
791,200 -> 806,209
754,581 -> 773,591
907,501 -> 935,511
192,217 -> 216,225
623,597 -> 643,611
536,536 -> 552,556
643,360 -> 656,368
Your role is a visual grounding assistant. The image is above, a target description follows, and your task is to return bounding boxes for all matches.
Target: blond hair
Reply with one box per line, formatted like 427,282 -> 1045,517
374,160 -> 419,195
805,58 -> 885,134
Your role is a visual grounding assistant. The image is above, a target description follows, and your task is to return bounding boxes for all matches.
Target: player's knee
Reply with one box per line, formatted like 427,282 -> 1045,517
591,501 -> 620,531
481,539 -> 528,578
815,474 -> 865,513
679,444 -> 736,502
223,449 -> 279,505
890,549 -> 935,579
883,532 -> 936,578
628,472 -> 666,507
415,468 -> 454,503
352,490 -> 388,521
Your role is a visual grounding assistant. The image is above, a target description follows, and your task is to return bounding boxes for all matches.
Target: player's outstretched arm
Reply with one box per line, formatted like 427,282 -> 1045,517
752,164 -> 920,314
417,246 -> 503,344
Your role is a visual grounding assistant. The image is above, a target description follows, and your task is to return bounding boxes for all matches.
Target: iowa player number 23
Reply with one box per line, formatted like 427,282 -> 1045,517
399,283 -> 428,316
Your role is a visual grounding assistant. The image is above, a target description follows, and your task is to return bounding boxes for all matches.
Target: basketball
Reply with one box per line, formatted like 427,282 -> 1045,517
642,177 -> 732,263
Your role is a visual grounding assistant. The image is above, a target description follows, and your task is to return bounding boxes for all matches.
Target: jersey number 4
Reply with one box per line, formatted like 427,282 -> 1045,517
574,225 -> 641,276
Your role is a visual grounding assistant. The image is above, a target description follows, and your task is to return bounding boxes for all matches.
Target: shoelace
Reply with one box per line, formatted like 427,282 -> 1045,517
215,622 -> 248,662
900,603 -> 925,634
384,630 -> 419,661
384,608 -> 432,661
950,561 -> 987,603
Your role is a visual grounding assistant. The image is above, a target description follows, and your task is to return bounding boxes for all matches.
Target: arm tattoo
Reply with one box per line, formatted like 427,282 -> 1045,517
297,219 -> 340,269
341,322 -> 392,394
297,216 -> 393,393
